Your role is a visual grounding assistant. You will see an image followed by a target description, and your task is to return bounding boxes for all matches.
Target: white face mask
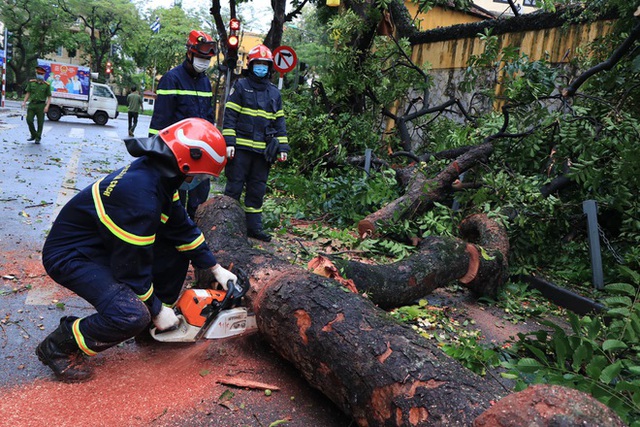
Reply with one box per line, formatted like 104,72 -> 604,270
192,57 -> 210,73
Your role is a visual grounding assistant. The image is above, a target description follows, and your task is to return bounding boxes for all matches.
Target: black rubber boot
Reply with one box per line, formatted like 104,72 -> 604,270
36,316 -> 93,383
248,229 -> 272,242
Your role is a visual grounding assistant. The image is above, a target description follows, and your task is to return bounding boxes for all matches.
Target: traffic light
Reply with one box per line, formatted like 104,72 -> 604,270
106,61 -> 112,75
226,19 -> 240,68
5,31 -> 13,62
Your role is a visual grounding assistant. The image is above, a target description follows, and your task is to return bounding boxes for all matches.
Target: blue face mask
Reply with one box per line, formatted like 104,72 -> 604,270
179,174 -> 208,191
36,74 -> 45,80
253,64 -> 269,78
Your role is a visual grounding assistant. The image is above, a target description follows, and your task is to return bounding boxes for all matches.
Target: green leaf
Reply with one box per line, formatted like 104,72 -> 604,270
602,339 -> 627,352
599,361 -> 622,384
571,344 -> 591,372
479,246 -> 495,261
604,296 -> 633,307
517,358 -> 543,373
605,283 -> 636,296
607,307 -> 631,318
500,372 -> 519,379
586,356 -> 608,378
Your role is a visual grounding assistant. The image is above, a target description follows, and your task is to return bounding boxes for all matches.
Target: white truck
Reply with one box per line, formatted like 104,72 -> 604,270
37,59 -> 119,125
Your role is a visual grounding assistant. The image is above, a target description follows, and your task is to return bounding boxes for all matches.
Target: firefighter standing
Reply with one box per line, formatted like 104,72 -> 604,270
222,44 -> 290,242
22,65 -> 52,144
149,30 -> 217,219
36,118 -> 237,382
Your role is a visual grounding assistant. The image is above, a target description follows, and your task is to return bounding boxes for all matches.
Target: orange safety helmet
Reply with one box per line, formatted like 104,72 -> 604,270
247,44 -> 273,64
186,30 -> 217,57
159,118 -> 227,176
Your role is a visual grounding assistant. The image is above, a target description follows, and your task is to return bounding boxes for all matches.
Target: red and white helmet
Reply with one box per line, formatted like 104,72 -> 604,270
186,30 -> 217,57
247,44 -> 273,64
159,118 -> 227,176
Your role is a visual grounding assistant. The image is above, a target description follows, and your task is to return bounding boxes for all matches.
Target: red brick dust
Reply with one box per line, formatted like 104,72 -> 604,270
0,334 -> 350,427
474,384 -> 626,427
0,249 -> 74,300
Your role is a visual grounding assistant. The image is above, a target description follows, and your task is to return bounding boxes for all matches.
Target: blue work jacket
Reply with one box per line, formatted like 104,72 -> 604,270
42,157 -> 217,316
222,75 -> 289,154
149,60 -> 215,135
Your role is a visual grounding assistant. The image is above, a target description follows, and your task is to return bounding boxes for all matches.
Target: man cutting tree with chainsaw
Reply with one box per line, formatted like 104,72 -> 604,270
36,118 -> 237,383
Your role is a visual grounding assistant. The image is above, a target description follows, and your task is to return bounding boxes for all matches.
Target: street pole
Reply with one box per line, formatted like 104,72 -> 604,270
2,27 -> 7,108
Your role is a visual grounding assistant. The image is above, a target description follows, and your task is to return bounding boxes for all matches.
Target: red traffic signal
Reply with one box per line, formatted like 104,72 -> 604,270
228,35 -> 239,49
106,61 -> 112,74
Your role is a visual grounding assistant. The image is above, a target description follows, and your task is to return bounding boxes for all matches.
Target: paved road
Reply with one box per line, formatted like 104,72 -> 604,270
0,102 -> 145,384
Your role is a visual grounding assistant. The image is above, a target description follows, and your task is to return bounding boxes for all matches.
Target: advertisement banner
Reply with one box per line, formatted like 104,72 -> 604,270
37,59 -> 91,101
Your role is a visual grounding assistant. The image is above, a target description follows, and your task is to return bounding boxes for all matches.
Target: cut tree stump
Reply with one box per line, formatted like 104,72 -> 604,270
195,195 -> 507,426
335,213 -> 509,308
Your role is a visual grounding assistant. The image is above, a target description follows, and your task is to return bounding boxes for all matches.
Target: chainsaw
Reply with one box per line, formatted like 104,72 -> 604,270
150,268 -> 257,342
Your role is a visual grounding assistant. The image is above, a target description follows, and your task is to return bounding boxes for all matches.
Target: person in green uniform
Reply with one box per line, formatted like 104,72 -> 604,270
126,85 -> 144,136
22,66 -> 52,144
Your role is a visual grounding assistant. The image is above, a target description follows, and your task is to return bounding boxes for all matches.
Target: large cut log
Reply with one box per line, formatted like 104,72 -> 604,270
195,195 -> 508,426
334,213 -> 509,308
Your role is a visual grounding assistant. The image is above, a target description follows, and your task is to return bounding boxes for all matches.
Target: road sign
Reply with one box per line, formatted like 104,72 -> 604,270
273,46 -> 297,74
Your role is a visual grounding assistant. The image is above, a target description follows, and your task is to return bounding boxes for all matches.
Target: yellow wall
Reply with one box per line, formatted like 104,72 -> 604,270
411,19 -> 615,70
405,3 -> 485,31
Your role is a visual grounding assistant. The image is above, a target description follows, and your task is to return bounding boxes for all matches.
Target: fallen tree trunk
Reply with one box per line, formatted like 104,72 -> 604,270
195,195 -> 508,426
335,213 -> 509,308
358,142 -> 494,237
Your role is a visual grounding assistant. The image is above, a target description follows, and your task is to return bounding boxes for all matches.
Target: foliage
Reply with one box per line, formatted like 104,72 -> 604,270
390,297 -> 501,375
266,165 -> 401,228
502,267 -> 640,426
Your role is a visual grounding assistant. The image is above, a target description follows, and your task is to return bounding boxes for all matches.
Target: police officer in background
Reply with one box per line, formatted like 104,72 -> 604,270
222,44 -> 290,242
149,30 -> 217,219
22,65 -> 52,144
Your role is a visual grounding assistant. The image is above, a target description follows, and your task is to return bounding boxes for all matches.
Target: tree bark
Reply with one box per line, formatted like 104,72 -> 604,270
335,214 -> 509,309
358,142 -> 494,237
195,195 -> 507,426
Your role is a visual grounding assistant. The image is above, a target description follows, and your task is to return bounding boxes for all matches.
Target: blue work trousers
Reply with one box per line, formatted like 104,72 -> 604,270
44,241 -> 189,353
224,149 -> 270,231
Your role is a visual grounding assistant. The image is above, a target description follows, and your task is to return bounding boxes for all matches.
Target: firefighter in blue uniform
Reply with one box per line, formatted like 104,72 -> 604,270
150,30 -> 217,219
36,118 -> 237,383
223,44 -> 290,242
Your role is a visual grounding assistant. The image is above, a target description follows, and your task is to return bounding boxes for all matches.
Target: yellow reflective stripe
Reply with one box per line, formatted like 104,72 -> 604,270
222,129 -> 236,136
148,128 -> 159,135
156,89 -> 212,97
244,206 -> 262,214
226,101 -> 242,112
176,233 -> 205,252
92,180 -> 155,246
231,106 -> 278,120
137,283 -> 154,302
277,136 -> 288,143
173,191 -> 180,202
72,319 -> 97,356
275,110 -> 285,117
236,138 -> 266,150
160,213 -> 169,224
